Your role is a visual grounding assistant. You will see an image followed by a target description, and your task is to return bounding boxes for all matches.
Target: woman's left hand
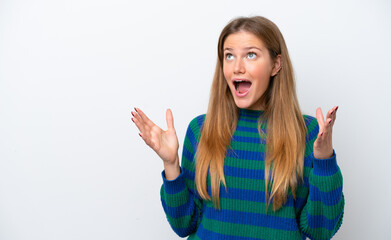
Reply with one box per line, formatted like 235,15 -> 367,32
313,106 -> 338,159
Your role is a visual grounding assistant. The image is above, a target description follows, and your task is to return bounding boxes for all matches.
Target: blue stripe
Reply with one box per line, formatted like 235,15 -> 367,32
309,185 -> 343,206
239,117 -> 259,123
304,155 -> 313,168
203,207 -> 298,231
224,165 -> 265,179
183,147 -> 194,164
307,212 -> 343,230
231,135 -> 266,144
186,126 -> 198,153
196,222 -> 268,240
226,149 -> 265,160
165,209 -> 199,237
182,167 -> 195,181
236,126 -> 260,133
214,187 -> 307,208
161,197 -> 196,219
196,114 -> 206,129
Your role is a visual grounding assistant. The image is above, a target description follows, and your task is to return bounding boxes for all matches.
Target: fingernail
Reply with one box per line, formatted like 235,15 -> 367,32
328,119 -> 332,125
131,112 -> 135,117
131,118 -> 134,123
134,107 -> 138,112
139,133 -> 142,137
335,106 -> 339,111
320,132 -> 323,136
330,110 -> 334,116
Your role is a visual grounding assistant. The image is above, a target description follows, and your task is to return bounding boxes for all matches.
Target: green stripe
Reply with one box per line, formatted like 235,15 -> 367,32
225,157 -> 265,170
230,141 -> 266,152
305,198 -> 345,220
201,217 -> 302,240
219,198 -> 295,218
161,186 -> 189,208
166,214 -> 194,229
310,171 -> 343,192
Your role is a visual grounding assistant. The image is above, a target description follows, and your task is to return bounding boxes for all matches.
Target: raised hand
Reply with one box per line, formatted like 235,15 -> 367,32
131,108 -> 180,169
313,106 -> 338,159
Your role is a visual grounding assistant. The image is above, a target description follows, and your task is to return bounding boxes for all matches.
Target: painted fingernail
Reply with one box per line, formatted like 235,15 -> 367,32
320,132 -> 323,136
330,111 -> 334,116
134,107 -> 138,112
139,133 -> 142,137
335,106 -> 339,111
131,112 -> 135,117
131,118 -> 134,123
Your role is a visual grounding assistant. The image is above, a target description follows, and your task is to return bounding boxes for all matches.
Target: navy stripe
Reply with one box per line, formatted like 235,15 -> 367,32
182,167 -> 196,181
309,186 -> 343,206
161,197 -> 196,219
186,127 -> 198,153
196,114 -> 206,129
226,149 -> 265,160
239,117 -> 259,123
203,207 -> 298,231
215,187 -> 307,208
236,126 -> 260,133
224,165 -> 265,179
183,147 -> 194,164
231,135 -> 266,144
196,222 -> 268,240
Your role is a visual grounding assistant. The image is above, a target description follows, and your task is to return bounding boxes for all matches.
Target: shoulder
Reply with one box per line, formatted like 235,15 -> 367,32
188,114 -> 206,130
185,114 -> 206,140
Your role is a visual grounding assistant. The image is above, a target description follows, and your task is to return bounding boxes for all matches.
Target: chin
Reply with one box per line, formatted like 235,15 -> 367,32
234,99 -> 252,109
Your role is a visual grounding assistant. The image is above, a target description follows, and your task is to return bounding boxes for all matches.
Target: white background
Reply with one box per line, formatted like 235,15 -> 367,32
1,0 -> 390,239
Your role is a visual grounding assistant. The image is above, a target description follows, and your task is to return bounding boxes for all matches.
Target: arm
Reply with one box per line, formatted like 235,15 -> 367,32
299,107 -> 345,240
160,115 -> 205,237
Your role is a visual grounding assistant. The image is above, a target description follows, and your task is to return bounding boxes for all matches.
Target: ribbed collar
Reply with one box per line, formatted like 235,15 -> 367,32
238,108 -> 264,119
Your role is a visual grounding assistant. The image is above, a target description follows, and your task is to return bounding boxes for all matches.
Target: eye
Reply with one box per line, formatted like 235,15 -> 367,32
248,52 -> 257,59
225,53 -> 234,60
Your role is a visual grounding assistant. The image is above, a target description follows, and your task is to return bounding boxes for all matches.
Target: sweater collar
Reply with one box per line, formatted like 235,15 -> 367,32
238,108 -> 264,119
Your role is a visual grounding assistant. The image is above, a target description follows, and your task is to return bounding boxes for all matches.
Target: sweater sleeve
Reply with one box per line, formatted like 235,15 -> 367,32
160,115 -> 205,237
299,116 -> 345,240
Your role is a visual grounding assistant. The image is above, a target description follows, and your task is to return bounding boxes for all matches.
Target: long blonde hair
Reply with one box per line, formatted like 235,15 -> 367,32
195,16 -> 306,211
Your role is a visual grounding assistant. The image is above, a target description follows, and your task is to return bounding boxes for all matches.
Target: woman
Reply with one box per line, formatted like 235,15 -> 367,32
131,16 -> 344,240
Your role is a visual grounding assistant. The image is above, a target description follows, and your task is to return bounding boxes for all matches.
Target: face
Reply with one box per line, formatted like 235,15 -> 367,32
223,31 -> 281,110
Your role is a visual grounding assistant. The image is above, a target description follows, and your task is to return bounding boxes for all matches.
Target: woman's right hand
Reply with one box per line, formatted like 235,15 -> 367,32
131,108 -> 179,167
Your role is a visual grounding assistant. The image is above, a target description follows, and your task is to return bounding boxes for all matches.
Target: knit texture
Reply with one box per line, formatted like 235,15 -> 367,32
161,108 -> 344,240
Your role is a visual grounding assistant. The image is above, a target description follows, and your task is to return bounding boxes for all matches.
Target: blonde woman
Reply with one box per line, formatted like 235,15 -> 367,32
131,16 -> 344,240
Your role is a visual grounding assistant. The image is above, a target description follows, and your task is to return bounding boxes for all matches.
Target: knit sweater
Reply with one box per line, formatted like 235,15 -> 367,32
160,108 -> 344,240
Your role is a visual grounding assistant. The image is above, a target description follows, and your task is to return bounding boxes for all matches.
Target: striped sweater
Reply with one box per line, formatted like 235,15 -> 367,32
160,108 -> 344,240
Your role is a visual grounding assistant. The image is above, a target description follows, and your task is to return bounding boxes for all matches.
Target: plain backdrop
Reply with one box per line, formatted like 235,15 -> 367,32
1,0 -> 390,239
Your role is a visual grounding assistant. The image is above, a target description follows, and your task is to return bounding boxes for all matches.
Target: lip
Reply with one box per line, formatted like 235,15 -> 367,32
232,78 -> 252,97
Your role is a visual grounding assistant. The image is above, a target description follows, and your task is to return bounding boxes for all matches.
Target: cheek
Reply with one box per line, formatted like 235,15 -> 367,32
223,66 -> 231,81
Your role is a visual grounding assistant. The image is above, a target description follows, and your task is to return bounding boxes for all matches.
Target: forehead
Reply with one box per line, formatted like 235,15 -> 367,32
223,31 -> 266,50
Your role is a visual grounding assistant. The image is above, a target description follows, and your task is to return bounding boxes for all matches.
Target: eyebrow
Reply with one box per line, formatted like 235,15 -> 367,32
224,47 -> 263,52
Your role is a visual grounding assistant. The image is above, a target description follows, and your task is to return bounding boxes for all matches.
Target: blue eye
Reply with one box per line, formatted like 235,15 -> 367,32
225,53 -> 234,60
248,52 -> 256,59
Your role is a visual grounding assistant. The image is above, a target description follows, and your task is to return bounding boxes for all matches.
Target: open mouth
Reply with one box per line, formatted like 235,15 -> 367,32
233,79 -> 252,95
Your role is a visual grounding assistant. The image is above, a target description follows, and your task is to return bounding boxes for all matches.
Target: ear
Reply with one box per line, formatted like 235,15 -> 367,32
271,54 -> 282,77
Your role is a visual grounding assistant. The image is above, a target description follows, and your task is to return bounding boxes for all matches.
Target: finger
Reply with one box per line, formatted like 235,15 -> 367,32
131,112 -> 146,133
131,110 -> 145,126
316,107 -> 325,131
326,107 -> 335,120
327,106 -> 338,128
331,106 -> 338,123
135,107 -> 155,128
166,109 -> 175,130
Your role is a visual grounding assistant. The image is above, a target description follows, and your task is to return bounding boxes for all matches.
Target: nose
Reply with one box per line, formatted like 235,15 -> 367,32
234,58 -> 245,74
